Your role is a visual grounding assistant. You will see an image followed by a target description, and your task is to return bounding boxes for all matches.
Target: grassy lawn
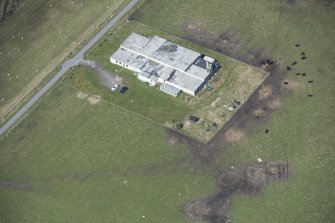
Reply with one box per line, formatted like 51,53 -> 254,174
218,85 -> 335,222
86,21 -> 267,142
0,0 -> 6,20
132,0 -> 335,222
0,0 -> 127,121
133,0 -> 335,70
64,65 -> 191,123
0,82 -> 215,222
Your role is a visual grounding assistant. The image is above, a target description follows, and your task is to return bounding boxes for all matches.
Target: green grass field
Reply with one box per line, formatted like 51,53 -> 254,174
0,0 -> 334,222
0,0 -> 127,121
133,0 -> 335,222
64,64 -> 191,123
0,0 -> 24,21
0,0 -> 6,20
0,82 -> 215,222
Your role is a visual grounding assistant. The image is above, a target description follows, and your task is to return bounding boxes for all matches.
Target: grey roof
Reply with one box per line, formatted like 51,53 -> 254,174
139,71 -> 159,82
111,33 -> 217,95
186,64 -> 211,80
121,33 -> 166,58
112,48 -> 148,71
160,83 -> 181,95
151,41 -> 200,72
167,71 -> 204,92
121,33 -> 200,72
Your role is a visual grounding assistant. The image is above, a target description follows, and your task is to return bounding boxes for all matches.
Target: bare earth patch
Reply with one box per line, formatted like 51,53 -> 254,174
77,91 -> 88,100
77,92 -> 101,104
253,107 -> 265,118
258,85 -> 273,101
224,128 -> 245,143
166,137 -> 179,147
182,21 -> 267,66
87,95 -> 102,105
268,98 -> 281,109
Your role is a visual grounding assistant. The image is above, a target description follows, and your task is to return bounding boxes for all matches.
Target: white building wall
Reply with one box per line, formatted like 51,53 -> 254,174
138,74 -> 156,86
165,80 -> 196,96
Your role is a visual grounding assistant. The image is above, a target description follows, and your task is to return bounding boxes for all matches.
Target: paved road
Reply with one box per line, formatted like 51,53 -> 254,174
0,0 -> 139,136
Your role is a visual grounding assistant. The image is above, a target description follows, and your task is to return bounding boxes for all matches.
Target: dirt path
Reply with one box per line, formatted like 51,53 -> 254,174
81,60 -> 123,88
183,161 -> 290,222
164,63 -> 291,219
0,180 -> 32,190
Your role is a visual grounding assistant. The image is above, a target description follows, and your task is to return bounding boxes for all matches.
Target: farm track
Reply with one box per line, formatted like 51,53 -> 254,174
0,0 -> 140,136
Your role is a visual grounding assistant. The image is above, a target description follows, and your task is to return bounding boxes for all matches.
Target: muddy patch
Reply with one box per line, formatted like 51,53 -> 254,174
223,128 -> 245,143
184,161 -> 290,222
267,98 -> 281,110
258,85 -> 273,101
253,107 -> 266,118
182,22 -> 267,66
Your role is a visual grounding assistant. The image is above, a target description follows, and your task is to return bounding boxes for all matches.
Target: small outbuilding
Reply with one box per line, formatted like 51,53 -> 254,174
160,83 -> 181,97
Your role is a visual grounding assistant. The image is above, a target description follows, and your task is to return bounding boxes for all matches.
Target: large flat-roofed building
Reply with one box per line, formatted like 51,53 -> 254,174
110,33 -> 219,96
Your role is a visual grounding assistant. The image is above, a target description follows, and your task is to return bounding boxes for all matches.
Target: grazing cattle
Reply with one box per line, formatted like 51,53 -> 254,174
296,72 -> 300,75
292,61 -> 297,65
301,73 -> 306,76
264,59 -> 274,65
308,80 -> 313,83
295,44 -> 300,47
284,82 -> 289,85
265,129 -> 269,134
301,56 -> 307,60
301,52 -> 306,56
287,66 -> 292,70
308,94 -> 313,97
268,60 -> 274,65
